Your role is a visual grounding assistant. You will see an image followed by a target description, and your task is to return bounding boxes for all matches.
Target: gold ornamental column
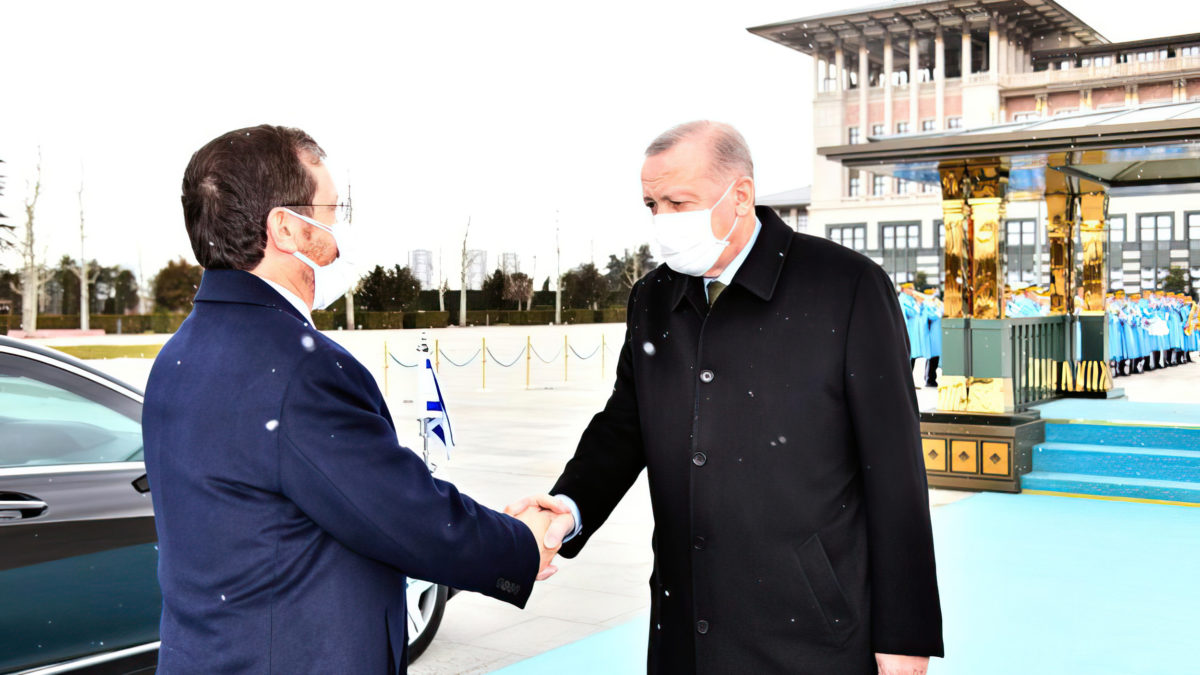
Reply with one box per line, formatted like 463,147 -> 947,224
1074,173 -> 1114,393
940,164 -> 972,319
966,160 -> 1008,320
1043,154 -> 1075,316
936,163 -> 973,412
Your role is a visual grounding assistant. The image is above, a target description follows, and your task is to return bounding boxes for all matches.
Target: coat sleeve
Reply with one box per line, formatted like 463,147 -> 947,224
844,264 -> 944,657
550,283 -> 648,559
277,347 -> 540,608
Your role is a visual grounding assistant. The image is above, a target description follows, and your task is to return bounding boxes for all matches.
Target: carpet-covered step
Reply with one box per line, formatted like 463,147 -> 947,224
1033,443 -> 1200,482
1044,423 -> 1200,452
1021,471 -> 1200,504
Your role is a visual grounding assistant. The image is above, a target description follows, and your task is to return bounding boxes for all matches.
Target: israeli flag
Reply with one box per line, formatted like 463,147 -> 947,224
418,349 -> 455,459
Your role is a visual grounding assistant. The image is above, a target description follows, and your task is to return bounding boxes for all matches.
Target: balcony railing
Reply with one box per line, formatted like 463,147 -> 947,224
1002,56 -> 1200,89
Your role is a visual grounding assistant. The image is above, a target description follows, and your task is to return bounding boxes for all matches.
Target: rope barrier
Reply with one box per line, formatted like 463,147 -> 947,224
569,344 -> 601,360
388,353 -> 420,368
530,344 -> 562,364
438,348 -> 482,368
486,345 -> 527,368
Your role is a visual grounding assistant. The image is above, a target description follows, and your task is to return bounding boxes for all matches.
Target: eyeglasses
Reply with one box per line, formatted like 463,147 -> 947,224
282,203 -> 352,223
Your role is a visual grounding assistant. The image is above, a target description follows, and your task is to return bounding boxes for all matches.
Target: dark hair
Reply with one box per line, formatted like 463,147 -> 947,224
181,124 -> 326,270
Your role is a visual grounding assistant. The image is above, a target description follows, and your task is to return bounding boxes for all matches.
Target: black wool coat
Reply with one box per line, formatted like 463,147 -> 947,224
552,206 -> 943,674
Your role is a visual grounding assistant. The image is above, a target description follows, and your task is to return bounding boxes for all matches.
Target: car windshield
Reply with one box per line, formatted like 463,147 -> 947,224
0,373 -> 143,468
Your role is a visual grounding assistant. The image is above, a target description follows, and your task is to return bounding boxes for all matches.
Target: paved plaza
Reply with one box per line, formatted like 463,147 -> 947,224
40,324 -> 1199,674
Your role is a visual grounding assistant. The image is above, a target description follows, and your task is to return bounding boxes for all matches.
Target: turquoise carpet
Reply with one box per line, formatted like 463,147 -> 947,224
1033,399 -> 1200,427
490,492 -> 1200,674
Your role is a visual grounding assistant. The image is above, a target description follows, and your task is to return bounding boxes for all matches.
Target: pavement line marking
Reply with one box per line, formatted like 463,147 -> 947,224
1022,489 -> 1200,508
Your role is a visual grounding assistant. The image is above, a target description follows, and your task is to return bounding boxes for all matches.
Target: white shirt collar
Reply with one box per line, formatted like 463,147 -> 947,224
706,216 -> 763,290
261,278 -> 314,325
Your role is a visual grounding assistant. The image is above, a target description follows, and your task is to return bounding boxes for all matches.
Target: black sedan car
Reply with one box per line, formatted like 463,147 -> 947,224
0,337 -> 448,674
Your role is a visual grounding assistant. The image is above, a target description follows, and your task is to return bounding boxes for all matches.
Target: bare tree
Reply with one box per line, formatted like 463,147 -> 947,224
18,150 -> 46,334
459,218 -> 469,325
343,181 -> 355,330
75,175 -> 101,330
554,213 -> 562,325
437,248 -> 447,312
458,218 -> 483,325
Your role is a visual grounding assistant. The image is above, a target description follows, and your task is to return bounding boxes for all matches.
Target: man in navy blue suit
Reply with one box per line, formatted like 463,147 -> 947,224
142,125 -> 555,673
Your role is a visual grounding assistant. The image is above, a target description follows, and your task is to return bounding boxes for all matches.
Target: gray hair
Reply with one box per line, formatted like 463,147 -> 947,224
644,120 -> 754,180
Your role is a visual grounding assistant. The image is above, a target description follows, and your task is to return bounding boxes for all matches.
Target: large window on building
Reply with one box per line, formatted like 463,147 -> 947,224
848,126 -> 861,144
828,224 -> 866,251
921,119 -> 936,132
1006,219 -> 1038,286
896,121 -> 910,134
1109,214 -> 1127,289
881,221 -> 920,285
1138,212 -> 1174,290
848,172 -> 862,198
797,212 -> 809,231
871,124 -> 884,137
947,116 -> 963,129
1182,46 -> 1200,58
872,175 -> 886,196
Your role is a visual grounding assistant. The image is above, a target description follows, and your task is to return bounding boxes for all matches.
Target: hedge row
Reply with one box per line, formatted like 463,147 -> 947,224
2,309 -> 627,335
3,313 -> 189,334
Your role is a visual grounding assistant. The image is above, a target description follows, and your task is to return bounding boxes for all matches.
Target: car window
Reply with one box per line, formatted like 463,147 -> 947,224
0,354 -> 142,468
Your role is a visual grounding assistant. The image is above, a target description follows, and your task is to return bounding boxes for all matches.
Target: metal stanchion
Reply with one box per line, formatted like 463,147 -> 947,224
564,335 -> 569,382
383,340 -> 389,397
482,337 -> 487,390
526,335 -> 532,389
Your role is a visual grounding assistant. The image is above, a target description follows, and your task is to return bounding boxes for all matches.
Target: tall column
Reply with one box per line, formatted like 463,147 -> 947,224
1076,166 -> 1113,393
835,41 -> 845,93
1007,29 -> 1016,75
967,160 -> 1008,320
884,32 -> 894,134
813,51 -> 823,95
909,33 -> 920,132
1044,155 -> 1075,315
961,21 -> 972,78
988,14 -> 999,79
859,40 -> 869,134
936,162 -> 972,412
939,164 -> 972,319
997,19 -> 1007,76
935,25 -> 946,128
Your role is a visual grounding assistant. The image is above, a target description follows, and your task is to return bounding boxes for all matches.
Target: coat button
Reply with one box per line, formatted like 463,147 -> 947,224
699,369 -> 715,383
693,536 -> 706,550
697,620 -> 709,634
692,452 -> 707,467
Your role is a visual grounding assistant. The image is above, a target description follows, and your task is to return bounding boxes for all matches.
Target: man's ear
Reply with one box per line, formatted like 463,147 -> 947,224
734,177 -> 755,217
265,207 -> 301,255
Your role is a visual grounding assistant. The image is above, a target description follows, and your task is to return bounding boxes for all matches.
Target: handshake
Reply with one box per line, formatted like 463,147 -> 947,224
504,494 -> 577,581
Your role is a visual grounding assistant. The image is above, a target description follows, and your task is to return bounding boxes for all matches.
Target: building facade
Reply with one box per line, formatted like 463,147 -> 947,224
751,1 -> 1200,292
466,249 -> 488,290
500,252 -> 521,275
409,249 -> 434,288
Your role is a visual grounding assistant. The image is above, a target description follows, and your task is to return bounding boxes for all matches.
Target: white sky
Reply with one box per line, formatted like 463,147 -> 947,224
0,0 -> 1189,289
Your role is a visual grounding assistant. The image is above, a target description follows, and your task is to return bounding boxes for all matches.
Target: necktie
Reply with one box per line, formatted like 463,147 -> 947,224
708,281 -> 727,307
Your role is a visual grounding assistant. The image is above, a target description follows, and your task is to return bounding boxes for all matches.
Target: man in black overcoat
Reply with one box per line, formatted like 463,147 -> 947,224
508,121 -> 943,674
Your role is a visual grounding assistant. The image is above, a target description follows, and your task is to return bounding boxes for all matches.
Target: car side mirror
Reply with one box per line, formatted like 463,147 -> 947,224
131,474 -> 150,494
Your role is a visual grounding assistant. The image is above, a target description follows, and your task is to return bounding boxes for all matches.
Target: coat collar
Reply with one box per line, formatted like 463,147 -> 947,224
670,205 -> 794,313
194,268 -> 309,325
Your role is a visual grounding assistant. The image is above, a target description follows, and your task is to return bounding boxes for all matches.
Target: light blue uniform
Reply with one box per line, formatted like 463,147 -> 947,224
899,292 -> 928,359
922,298 -> 943,358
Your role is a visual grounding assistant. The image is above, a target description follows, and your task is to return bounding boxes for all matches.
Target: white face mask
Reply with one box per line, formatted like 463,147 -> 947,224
651,179 -> 741,277
282,208 -> 360,311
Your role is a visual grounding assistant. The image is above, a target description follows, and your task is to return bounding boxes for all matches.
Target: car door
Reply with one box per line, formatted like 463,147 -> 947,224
0,349 -> 159,673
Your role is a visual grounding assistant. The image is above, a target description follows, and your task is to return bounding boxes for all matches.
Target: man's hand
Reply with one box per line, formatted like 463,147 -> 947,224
505,495 -> 575,580
876,654 -> 929,675
512,507 -> 558,578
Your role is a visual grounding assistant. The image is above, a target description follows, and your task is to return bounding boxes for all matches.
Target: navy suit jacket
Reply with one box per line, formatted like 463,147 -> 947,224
143,269 -> 538,674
